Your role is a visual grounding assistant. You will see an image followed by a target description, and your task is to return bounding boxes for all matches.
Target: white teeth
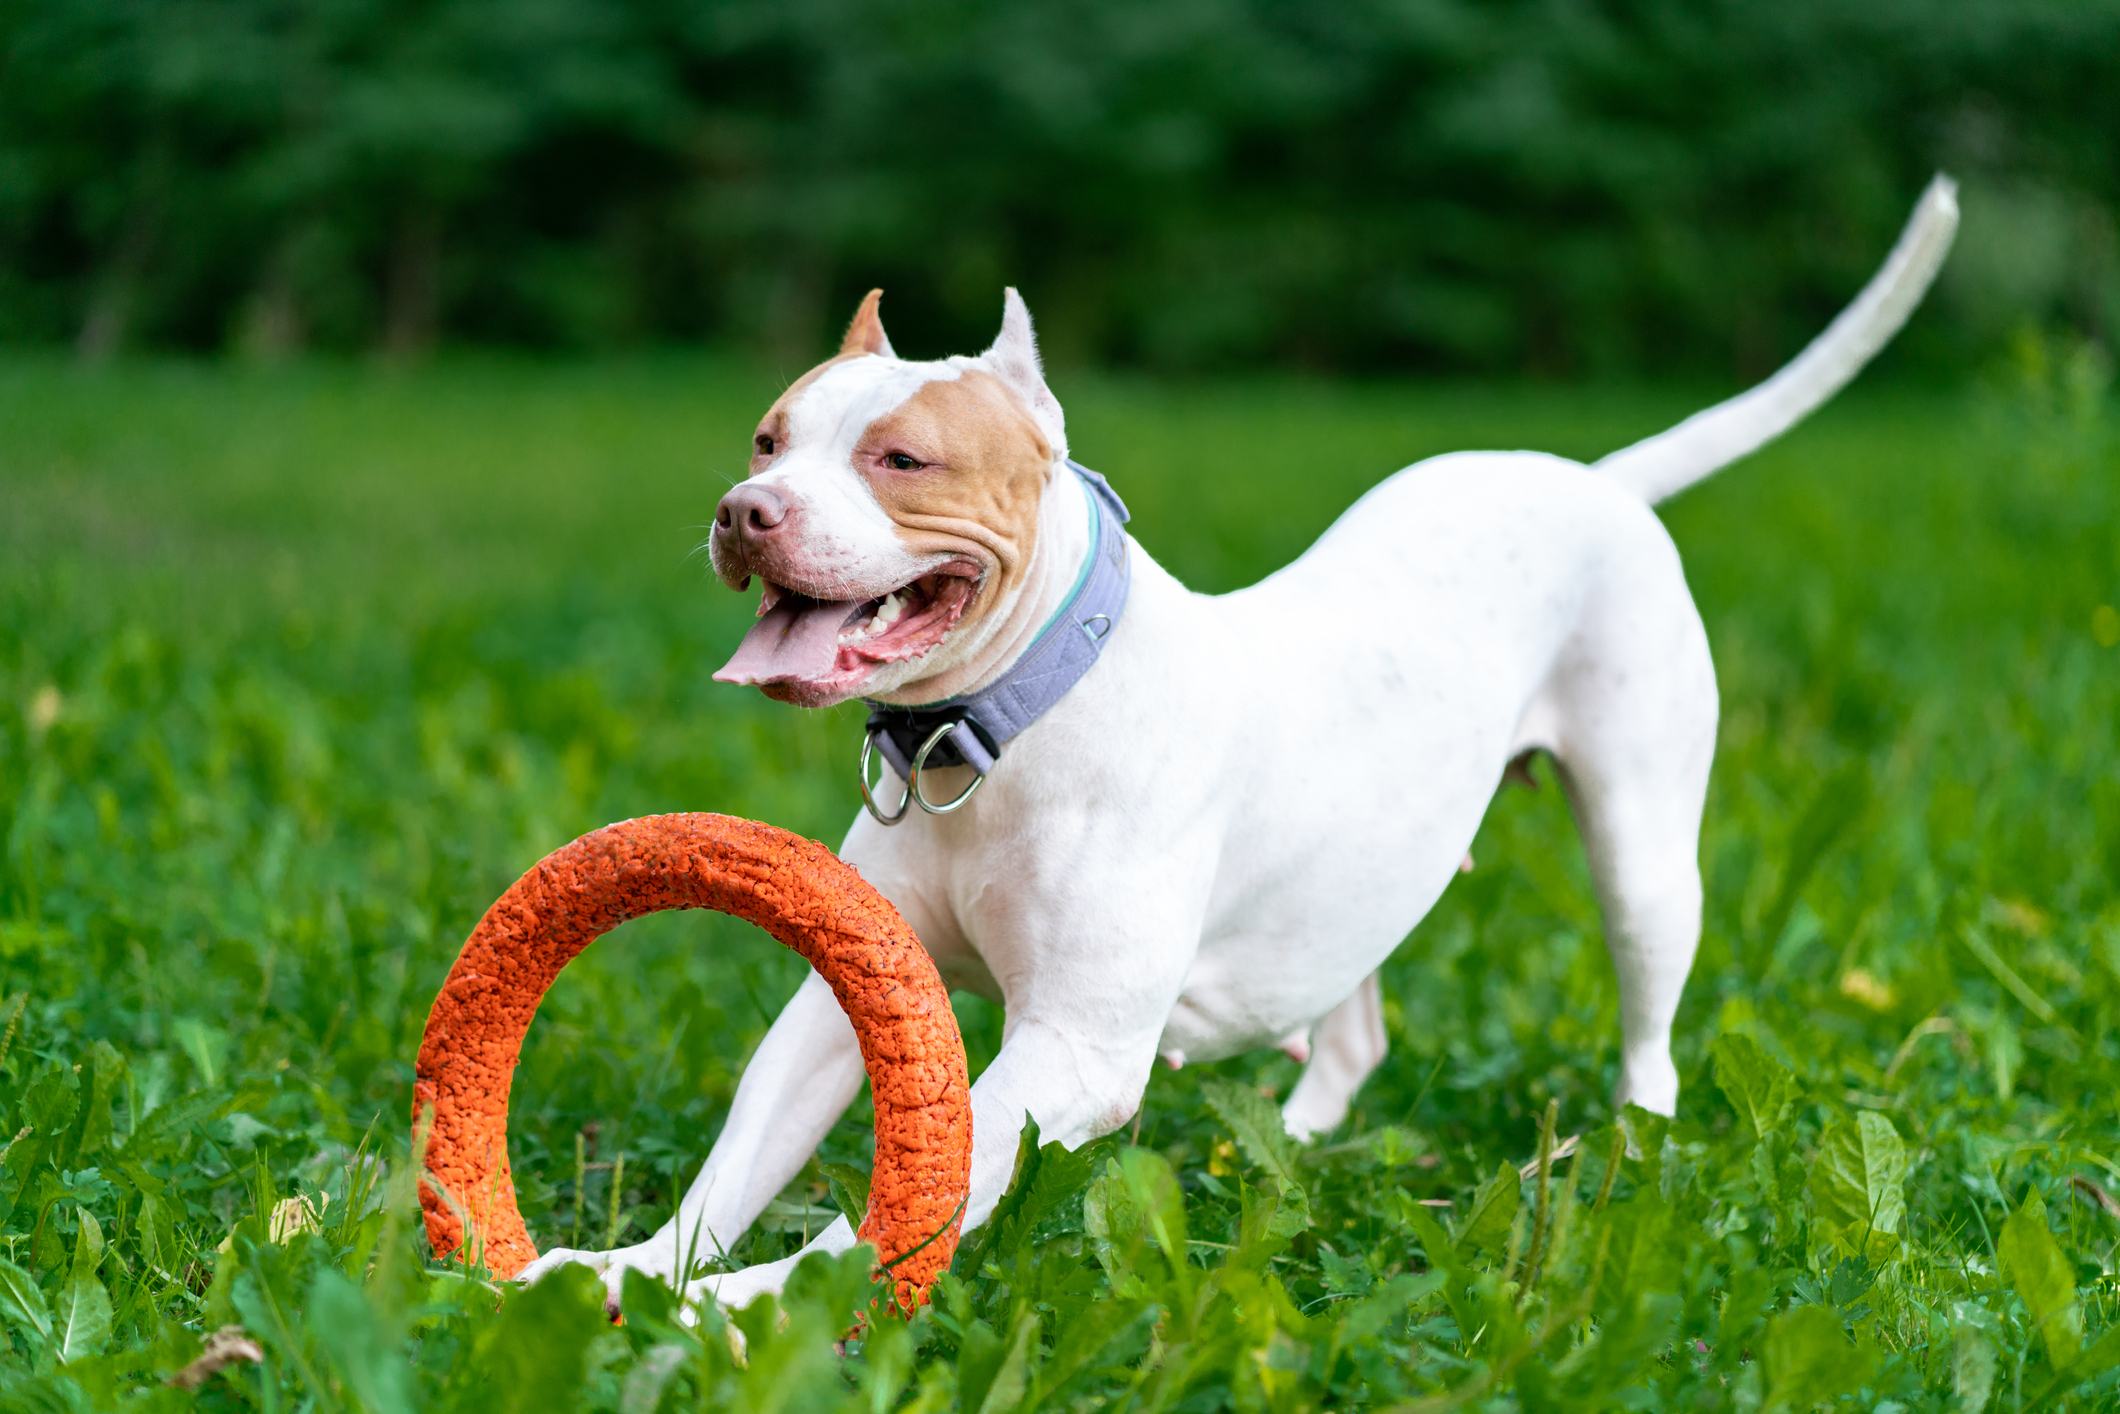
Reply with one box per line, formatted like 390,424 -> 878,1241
840,590 -> 910,646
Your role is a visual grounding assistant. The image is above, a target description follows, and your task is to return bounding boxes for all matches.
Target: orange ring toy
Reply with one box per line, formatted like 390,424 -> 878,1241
412,813 -> 972,1308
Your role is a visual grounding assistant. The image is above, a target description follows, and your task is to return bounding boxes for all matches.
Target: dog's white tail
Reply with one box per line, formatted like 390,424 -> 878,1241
1596,175 -> 1959,505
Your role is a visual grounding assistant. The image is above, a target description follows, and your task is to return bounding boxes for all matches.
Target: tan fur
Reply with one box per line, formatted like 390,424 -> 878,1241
858,371 -> 1051,631
839,289 -> 893,357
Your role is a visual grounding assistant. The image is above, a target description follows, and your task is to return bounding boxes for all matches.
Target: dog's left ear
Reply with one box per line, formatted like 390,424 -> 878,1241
982,288 -> 1067,460
840,289 -> 895,358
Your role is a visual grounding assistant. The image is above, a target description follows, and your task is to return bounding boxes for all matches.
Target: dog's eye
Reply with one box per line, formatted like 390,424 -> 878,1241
754,434 -> 775,456
885,452 -> 920,471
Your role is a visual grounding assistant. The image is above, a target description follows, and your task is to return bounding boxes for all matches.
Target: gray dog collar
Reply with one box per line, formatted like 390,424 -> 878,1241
859,460 -> 1130,822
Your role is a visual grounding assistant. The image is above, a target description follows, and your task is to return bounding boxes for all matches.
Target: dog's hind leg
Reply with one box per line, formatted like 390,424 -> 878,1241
1281,971 -> 1388,1141
1540,562 -> 1718,1117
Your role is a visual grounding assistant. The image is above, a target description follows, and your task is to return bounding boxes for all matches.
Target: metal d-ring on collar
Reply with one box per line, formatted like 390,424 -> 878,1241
858,720 -> 987,823
857,459 -> 1131,826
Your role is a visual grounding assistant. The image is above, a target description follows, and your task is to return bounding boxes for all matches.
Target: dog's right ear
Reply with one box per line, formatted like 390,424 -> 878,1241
839,289 -> 895,358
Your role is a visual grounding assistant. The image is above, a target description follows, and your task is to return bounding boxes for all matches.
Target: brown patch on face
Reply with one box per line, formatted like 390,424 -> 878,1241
856,370 -> 1053,634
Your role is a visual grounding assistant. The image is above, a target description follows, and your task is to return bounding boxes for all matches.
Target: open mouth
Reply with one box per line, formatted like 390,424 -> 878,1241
713,570 -> 978,702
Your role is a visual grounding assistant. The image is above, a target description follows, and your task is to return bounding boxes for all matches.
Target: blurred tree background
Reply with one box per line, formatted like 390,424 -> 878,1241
1,0 -> 2113,375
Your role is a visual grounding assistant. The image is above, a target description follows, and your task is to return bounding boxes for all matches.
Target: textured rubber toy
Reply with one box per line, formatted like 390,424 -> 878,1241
412,813 -> 972,1308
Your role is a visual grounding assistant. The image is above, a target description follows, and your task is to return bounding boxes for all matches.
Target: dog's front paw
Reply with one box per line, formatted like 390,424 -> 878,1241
693,1250 -> 805,1311
519,1242 -> 690,1321
515,1245 -> 613,1284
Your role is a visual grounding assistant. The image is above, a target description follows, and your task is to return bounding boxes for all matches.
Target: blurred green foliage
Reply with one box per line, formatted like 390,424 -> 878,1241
1,0 -> 2116,371
0,343 -> 2116,1406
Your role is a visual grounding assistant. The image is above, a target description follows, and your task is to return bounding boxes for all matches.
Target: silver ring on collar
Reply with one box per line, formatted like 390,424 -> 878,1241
858,721 -> 987,826
858,730 -> 911,826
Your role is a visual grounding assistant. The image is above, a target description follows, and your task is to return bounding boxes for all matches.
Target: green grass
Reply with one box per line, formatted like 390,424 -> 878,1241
0,344 -> 2116,1411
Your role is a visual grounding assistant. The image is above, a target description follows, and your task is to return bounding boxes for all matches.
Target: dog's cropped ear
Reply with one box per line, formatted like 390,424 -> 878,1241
839,289 -> 895,358
981,288 -> 1067,459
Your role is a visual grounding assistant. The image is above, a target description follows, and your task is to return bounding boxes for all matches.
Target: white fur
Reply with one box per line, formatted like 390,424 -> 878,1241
520,182 -> 1957,1313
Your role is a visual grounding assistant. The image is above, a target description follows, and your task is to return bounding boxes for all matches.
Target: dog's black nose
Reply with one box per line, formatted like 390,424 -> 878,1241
716,484 -> 790,543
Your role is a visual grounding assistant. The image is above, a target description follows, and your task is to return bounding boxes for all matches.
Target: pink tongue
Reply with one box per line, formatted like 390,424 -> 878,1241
715,596 -> 866,685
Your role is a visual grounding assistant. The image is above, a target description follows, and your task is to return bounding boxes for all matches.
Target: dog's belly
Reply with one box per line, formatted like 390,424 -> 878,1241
1158,755 -> 1495,1063
1156,451 -> 1648,1061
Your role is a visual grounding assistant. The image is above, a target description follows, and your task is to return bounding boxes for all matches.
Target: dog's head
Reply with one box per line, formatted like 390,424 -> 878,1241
710,288 -> 1071,708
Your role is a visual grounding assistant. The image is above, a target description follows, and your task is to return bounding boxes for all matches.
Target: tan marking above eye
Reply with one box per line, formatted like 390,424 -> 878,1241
856,370 -> 1053,634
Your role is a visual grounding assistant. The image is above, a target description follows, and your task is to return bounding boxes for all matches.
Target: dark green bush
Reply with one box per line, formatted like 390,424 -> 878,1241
2,0 -> 2116,371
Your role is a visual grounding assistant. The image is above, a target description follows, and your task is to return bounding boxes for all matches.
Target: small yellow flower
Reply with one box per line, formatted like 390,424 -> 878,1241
1986,896 -> 2051,937
1838,968 -> 1896,1011
25,685 -> 61,735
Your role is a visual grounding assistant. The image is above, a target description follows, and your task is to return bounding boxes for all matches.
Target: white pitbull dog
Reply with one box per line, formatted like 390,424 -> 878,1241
523,178 -> 1957,1309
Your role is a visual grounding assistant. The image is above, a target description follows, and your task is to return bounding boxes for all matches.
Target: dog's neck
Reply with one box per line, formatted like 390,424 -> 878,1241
865,455 -> 1093,707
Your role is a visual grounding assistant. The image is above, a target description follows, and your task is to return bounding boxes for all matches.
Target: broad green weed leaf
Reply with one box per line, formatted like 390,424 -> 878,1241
1950,1301 -> 1999,1413
1201,1077 -> 1299,1182
970,1115 -> 1045,1264
131,1185 -> 175,1277
71,1206 -> 104,1282
997,1140 -> 1097,1259
1603,1189 -> 1679,1306
620,1343 -> 689,1414
780,1243 -> 875,1323
960,1310 -> 1037,1414
1762,1304 -> 1873,1412
23,1059 -> 79,1134
1809,1112 -> 1906,1238
471,1262 -> 607,1412
1026,1292 -> 1155,1407
619,1266 -> 682,1335
955,1318 -> 1004,1413
1082,1160 -> 1133,1283
1618,1106 -> 1669,1191
963,1114 -> 1099,1271
730,1252 -> 870,1409
1118,1147 -> 1187,1268
0,1255 -> 52,1341
1399,1200 -> 1479,1339
171,1018 -> 230,1089
309,1268 -> 414,1414
1712,1032 -> 1797,1142
820,1161 -> 870,1228
1317,1244 -> 1374,1297
53,1273 -> 112,1364
1338,1271 -> 1446,1343
1457,1160 -> 1520,1255
1084,1149 -> 1186,1288
1232,1173 -> 1308,1265
1264,1177 -> 1309,1240
121,1090 -> 227,1160
76,1041 -> 125,1157
2031,1322 -> 2120,1407
1998,1193 -> 2081,1366
1399,1198 -> 1462,1278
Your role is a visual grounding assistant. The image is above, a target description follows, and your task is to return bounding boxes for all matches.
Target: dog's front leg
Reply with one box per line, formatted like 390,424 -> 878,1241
692,1008 -> 1165,1310
516,967 -> 866,1307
